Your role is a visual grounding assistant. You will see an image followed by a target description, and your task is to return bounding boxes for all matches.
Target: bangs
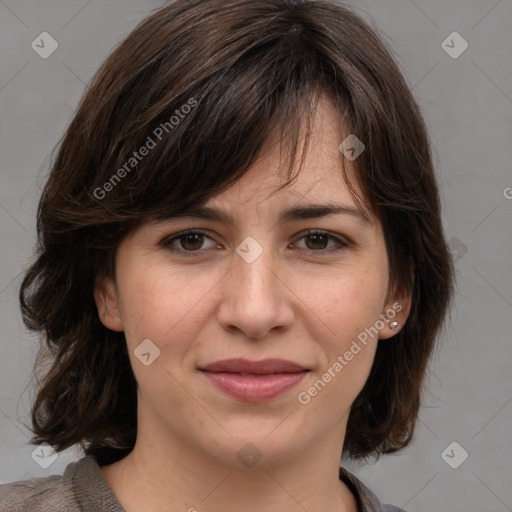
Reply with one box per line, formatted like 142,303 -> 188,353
77,4 -> 368,229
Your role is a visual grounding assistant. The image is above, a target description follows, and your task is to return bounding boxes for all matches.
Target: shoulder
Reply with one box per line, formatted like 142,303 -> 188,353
0,455 -> 123,512
339,465 -> 408,512
0,471 -> 77,512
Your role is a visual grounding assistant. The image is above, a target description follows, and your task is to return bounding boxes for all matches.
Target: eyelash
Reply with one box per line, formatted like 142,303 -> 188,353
160,229 -> 349,257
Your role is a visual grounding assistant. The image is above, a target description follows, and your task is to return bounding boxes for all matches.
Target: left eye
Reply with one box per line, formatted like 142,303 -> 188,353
293,230 -> 348,252
161,229 -> 348,256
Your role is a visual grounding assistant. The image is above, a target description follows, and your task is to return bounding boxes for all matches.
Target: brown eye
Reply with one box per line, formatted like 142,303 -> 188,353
178,232 -> 205,251
294,230 -> 348,254
304,232 -> 329,250
161,230 -> 217,255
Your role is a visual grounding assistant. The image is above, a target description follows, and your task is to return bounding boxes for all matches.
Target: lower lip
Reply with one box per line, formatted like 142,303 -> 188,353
201,371 -> 308,402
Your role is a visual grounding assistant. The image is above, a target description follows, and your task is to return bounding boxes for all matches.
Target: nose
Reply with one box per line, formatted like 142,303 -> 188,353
216,240 -> 295,340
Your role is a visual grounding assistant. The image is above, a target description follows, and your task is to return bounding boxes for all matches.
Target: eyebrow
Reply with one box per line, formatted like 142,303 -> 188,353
161,203 -> 373,226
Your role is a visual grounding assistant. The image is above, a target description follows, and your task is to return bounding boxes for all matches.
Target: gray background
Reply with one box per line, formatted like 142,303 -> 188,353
1,1 -> 511,511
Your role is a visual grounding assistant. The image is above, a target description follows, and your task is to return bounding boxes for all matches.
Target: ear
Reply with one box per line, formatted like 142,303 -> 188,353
93,275 -> 124,332
378,287 -> 412,340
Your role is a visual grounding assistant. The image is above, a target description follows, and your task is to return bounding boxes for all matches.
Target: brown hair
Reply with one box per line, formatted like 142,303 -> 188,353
20,0 -> 454,466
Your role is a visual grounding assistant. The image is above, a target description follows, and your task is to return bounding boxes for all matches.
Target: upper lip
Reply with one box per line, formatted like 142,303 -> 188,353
200,358 -> 309,374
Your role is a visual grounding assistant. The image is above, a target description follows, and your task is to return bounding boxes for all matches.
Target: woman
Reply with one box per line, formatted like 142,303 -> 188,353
0,0 -> 454,511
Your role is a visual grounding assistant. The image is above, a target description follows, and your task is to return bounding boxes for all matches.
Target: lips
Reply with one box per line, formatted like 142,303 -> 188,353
199,358 -> 309,402
200,358 -> 308,374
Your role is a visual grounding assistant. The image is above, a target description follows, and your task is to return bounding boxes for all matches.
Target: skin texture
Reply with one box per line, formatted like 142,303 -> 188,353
94,95 -> 411,512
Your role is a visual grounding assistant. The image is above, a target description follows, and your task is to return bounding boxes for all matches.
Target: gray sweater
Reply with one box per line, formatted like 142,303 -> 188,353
0,455 -> 407,511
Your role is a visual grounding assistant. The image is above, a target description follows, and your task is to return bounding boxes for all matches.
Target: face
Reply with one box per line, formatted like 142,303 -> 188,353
95,96 -> 409,469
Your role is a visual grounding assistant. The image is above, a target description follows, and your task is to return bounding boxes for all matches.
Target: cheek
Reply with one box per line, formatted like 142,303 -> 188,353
116,266 -> 208,407
116,262 -> 218,359
300,264 -> 387,407
306,262 -> 387,343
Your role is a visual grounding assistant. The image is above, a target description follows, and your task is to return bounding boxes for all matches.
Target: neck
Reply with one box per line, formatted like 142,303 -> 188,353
100,423 -> 358,512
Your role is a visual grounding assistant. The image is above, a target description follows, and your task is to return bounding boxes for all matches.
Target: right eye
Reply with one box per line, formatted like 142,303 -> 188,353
160,230 -> 219,256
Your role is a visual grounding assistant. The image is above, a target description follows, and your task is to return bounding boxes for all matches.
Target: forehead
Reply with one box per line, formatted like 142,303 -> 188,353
206,95 -> 369,218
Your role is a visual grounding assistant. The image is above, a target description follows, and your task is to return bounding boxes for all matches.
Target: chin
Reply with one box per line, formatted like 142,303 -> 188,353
198,425 -> 306,470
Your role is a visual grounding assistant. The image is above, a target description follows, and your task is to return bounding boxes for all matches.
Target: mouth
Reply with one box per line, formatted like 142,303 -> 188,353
199,358 -> 310,402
